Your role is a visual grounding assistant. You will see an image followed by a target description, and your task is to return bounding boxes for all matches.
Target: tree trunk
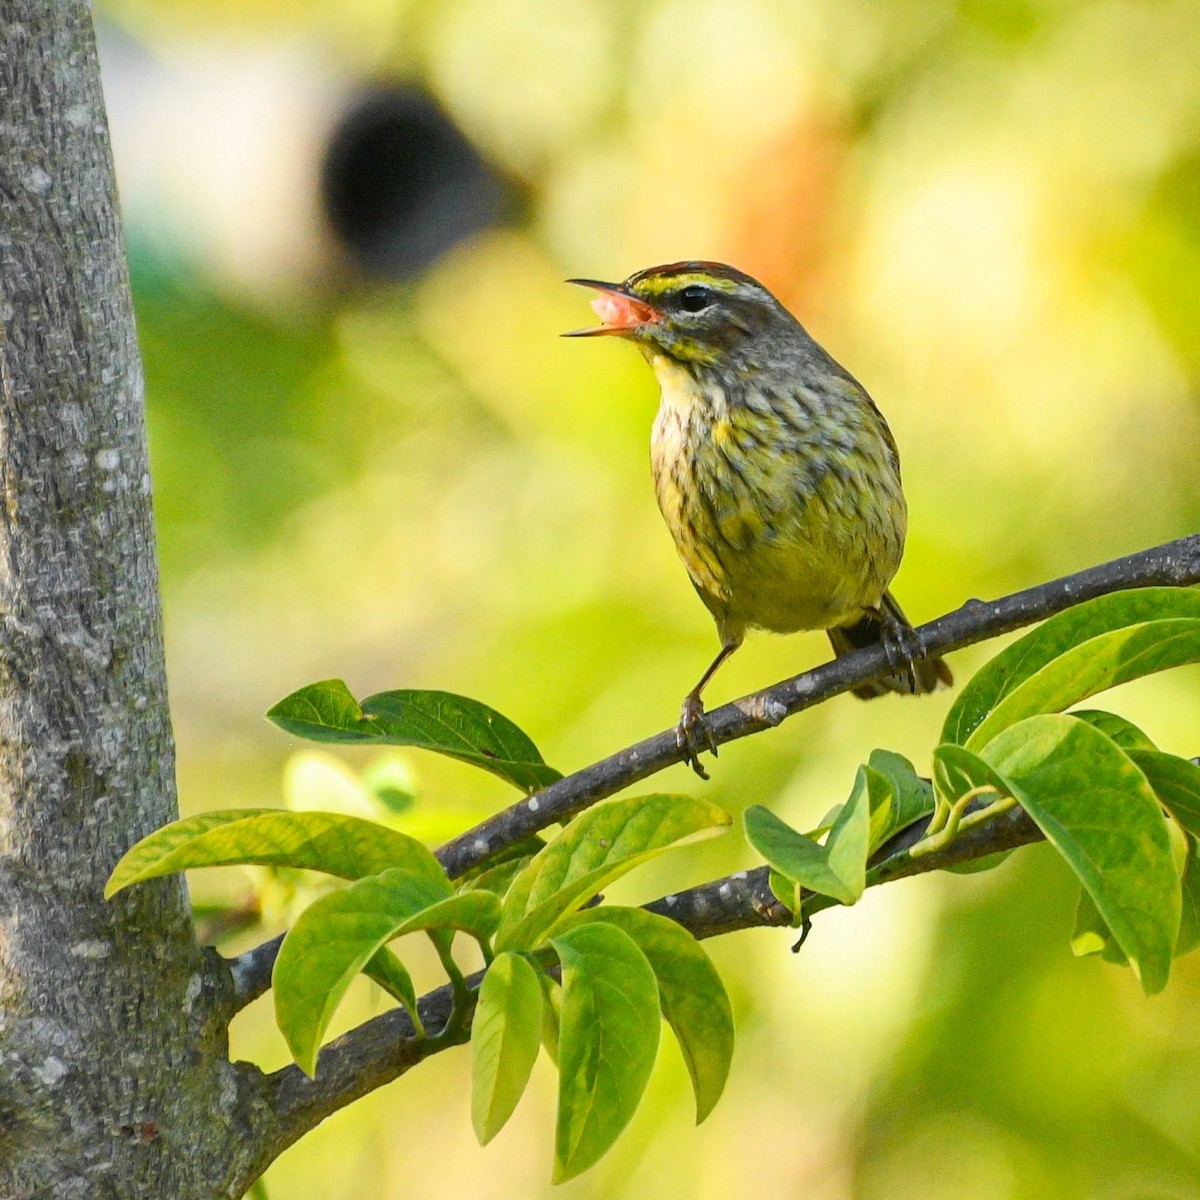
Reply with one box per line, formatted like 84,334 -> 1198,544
0,6 -> 264,1196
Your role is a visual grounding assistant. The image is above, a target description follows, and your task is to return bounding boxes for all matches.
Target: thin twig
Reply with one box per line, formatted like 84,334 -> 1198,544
225,533 -> 1200,1008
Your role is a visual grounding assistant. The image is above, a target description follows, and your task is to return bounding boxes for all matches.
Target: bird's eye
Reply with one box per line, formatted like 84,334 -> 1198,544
679,285 -> 711,313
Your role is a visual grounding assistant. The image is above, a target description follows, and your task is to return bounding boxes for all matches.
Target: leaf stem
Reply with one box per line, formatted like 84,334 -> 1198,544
430,939 -> 473,1046
408,1005 -> 427,1040
476,935 -> 495,969
923,796 -> 952,839
909,787 -> 999,857
956,794 -> 1018,836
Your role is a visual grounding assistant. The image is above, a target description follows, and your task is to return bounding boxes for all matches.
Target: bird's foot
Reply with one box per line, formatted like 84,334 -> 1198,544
677,692 -> 718,780
876,607 -> 924,693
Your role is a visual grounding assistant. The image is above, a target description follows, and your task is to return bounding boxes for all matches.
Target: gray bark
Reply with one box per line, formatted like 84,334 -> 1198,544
0,6 -> 266,1197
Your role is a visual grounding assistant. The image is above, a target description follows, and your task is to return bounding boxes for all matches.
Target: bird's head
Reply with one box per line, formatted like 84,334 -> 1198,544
564,261 -> 791,367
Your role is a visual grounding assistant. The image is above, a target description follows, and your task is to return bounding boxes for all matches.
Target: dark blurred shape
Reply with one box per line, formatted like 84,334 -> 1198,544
321,86 -> 504,277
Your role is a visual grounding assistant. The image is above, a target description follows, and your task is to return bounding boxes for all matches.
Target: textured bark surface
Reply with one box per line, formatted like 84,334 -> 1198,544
0,6 -> 266,1197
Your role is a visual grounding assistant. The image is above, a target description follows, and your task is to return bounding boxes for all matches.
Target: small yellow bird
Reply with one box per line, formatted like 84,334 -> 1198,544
566,261 -> 951,776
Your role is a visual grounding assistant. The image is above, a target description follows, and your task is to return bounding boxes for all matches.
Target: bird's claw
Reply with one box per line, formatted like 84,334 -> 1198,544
677,693 -> 717,779
878,609 -> 924,693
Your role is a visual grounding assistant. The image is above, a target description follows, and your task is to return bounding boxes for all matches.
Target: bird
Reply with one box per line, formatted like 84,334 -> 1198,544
565,261 -> 952,778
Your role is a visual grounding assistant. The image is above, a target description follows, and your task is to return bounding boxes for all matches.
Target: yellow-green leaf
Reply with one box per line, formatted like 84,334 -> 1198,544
471,952 -> 544,1145
942,589 -> 1200,747
550,923 -> 660,1182
743,766 -> 876,906
540,973 -> 561,1065
496,794 -> 730,951
268,682 -> 561,793
558,906 -> 733,1123
981,714 -> 1180,995
362,948 -> 419,1026
274,871 -> 498,1075
105,808 -> 446,898
965,619 -> 1200,752
1127,749 -> 1200,838
1071,710 -> 1157,751
865,749 -> 935,848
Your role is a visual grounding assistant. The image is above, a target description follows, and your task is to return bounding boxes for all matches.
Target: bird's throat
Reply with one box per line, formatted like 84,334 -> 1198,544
649,353 -> 724,421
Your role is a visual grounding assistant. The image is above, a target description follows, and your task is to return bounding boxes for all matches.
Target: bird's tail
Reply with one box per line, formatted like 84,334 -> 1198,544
827,590 -> 953,700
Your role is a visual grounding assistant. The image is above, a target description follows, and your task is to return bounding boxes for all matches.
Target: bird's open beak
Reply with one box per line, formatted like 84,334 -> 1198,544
562,279 -> 661,337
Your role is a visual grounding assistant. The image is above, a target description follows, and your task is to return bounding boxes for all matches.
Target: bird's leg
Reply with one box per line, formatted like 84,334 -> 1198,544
869,603 -> 924,693
677,638 -> 742,779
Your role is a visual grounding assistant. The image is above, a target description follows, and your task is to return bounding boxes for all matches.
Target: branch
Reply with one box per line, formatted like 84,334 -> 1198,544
256,975 -> 466,1177
642,797 -> 1044,937
238,535 -> 1200,1162
437,534 -> 1200,877
226,533 -> 1200,1008
228,932 -> 284,1008
257,785 -> 1048,1160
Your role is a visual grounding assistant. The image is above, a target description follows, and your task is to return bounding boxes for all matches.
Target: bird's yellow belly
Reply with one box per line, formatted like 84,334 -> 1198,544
719,537 -> 880,633
659,482 -> 893,636
650,363 -> 904,642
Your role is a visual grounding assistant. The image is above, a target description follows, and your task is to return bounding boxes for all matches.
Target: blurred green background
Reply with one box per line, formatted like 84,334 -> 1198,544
96,0 -> 1200,1195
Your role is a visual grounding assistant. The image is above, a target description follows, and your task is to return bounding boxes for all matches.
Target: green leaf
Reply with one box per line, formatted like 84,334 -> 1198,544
767,869 -> 804,926
1074,831 -> 1200,962
496,794 -> 730,951
268,682 -> 561,793
362,948 -> 419,1023
558,907 -> 733,1123
460,854 -> 536,898
923,743 -> 1018,878
274,871 -> 498,1075
1071,889 -> 1130,963
1071,710 -> 1157,751
540,973 -> 561,1065
745,810 -> 841,899
743,767 -> 873,906
266,679 -> 380,743
827,767 -> 876,897
942,589 -> 1200,747
965,619 -> 1200,752
550,923 -> 661,1182
105,808 -> 446,897
932,742 -> 1010,807
362,690 -> 562,793
1178,836 -> 1200,958
853,763 -> 901,857
982,714 -> 1181,995
471,952 -> 545,1145
866,749 -> 936,846
1127,749 -> 1200,838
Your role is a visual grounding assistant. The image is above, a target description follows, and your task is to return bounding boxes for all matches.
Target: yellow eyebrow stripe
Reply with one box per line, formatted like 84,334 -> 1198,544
635,272 -> 740,297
